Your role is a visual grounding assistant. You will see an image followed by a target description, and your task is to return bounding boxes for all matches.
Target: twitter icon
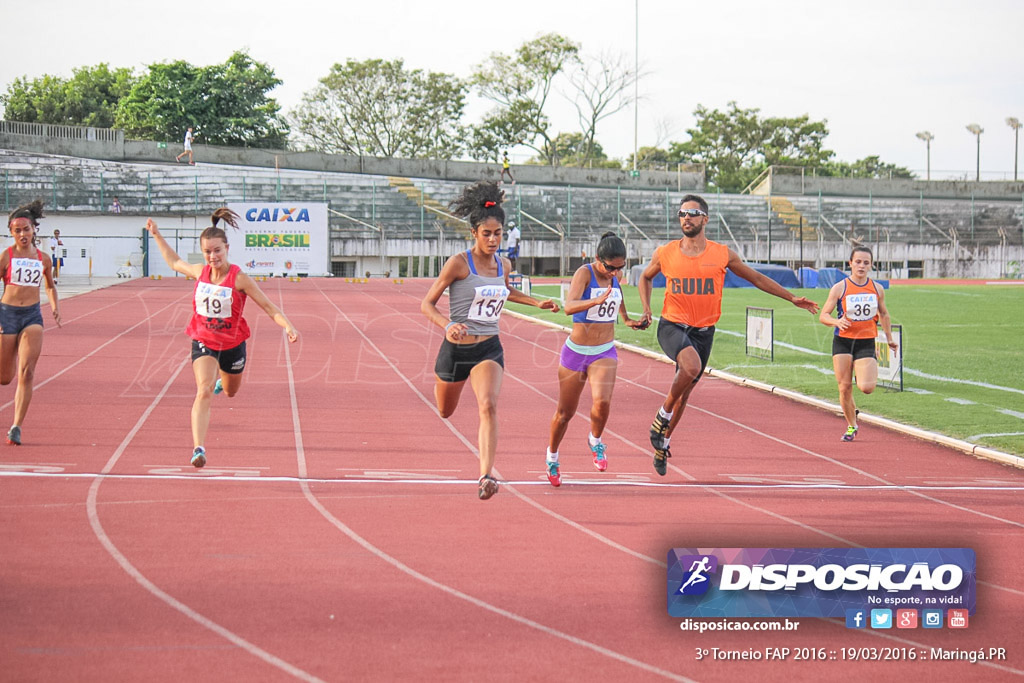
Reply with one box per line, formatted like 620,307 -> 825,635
870,609 -> 893,629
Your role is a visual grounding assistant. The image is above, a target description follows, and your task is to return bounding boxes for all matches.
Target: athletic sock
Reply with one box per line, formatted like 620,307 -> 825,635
546,449 -> 559,464
588,432 -> 602,447
658,407 -> 673,421
664,437 -> 671,448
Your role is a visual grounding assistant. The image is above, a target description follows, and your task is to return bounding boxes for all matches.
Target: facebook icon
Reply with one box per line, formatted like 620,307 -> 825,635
845,609 -> 867,629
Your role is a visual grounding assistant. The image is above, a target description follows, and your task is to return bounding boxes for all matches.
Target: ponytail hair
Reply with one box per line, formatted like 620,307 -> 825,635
849,245 -> 872,261
8,199 -> 45,228
199,207 -> 240,244
449,181 -> 505,230
596,231 -> 626,261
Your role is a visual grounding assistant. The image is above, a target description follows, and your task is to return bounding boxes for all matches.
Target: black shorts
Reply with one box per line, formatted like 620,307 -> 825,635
657,318 -> 715,382
434,336 -> 504,383
191,339 -> 247,374
0,302 -> 44,336
832,335 -> 876,361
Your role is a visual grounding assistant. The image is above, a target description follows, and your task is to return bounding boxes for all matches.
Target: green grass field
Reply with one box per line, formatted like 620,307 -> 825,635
509,282 -> 1024,457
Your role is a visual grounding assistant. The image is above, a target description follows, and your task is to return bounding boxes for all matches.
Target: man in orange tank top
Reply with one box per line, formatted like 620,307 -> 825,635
638,195 -> 820,475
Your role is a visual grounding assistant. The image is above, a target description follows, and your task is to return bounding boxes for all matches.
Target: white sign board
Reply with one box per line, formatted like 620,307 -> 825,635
228,202 -> 329,276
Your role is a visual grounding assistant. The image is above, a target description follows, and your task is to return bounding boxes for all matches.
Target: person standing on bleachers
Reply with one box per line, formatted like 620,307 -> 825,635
505,221 -> 521,272
638,194 -> 819,476
48,229 -> 63,284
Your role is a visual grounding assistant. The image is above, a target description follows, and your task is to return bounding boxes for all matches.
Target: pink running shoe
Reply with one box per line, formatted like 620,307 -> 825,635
546,460 -> 561,487
590,441 -> 608,471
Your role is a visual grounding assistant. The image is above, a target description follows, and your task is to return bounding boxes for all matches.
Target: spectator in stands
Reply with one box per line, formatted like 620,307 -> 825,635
176,127 -> 195,165
638,194 -> 819,476
819,246 -> 898,442
48,229 -> 64,283
505,220 -> 521,272
2,200 -> 61,446
111,196 -> 122,213
544,231 -> 647,486
420,180 -> 558,500
501,150 -> 514,184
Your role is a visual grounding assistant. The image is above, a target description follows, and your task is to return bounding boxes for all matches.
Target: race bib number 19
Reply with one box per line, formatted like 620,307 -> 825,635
467,285 -> 510,322
11,258 -> 43,287
195,282 -> 233,319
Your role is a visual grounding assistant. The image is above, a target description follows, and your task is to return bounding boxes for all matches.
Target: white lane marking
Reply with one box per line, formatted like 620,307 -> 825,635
311,286 -> 694,682
85,357 -> 323,682
945,397 -> 978,405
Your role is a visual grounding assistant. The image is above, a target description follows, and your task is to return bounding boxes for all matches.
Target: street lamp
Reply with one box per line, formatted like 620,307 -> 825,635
915,131 -> 934,181
966,123 -> 983,181
1007,117 -> 1022,182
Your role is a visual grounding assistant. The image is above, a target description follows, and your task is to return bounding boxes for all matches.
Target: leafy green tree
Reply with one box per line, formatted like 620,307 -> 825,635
670,102 -> 834,191
822,156 -> 914,179
290,59 -> 466,158
115,51 -> 288,148
533,132 -> 617,168
1,64 -> 137,127
469,33 -> 580,165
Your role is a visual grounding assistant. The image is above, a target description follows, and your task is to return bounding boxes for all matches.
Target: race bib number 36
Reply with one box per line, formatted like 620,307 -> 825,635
11,258 -> 43,287
195,282 -> 233,319
467,285 -> 510,322
586,287 -> 622,322
845,293 -> 878,321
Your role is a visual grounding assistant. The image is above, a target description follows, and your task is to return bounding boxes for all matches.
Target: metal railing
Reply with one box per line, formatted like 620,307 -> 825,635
1,120 -> 123,144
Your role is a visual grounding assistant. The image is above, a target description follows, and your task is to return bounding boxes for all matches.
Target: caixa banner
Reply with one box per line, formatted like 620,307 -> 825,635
667,548 -> 975,618
228,202 -> 329,276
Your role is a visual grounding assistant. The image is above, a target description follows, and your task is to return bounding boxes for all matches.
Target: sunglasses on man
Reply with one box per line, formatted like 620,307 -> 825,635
678,208 -> 708,218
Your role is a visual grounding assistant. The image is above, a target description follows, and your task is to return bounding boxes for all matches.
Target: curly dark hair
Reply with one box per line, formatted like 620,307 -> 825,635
199,207 -> 241,244
448,181 -> 505,230
8,199 -> 45,227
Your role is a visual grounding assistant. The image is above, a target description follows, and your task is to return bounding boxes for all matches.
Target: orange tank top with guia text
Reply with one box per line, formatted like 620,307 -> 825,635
835,277 -> 880,339
658,239 -> 730,327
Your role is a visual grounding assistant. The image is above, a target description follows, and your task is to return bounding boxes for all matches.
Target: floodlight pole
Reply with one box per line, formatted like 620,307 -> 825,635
966,124 -> 984,181
916,131 -> 933,181
1007,117 -> 1022,182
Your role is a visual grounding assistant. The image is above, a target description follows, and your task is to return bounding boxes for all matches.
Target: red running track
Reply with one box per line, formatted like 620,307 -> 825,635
1,278 -> 1022,682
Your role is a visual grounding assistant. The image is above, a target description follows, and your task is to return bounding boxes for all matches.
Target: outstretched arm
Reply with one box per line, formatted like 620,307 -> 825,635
727,250 -> 819,315
236,272 -> 298,342
145,218 -> 202,278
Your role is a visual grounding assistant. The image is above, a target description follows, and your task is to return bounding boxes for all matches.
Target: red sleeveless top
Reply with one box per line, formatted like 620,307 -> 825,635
186,264 -> 250,350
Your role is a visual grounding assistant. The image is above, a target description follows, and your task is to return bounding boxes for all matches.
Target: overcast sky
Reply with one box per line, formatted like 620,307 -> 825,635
4,0 -> 1023,180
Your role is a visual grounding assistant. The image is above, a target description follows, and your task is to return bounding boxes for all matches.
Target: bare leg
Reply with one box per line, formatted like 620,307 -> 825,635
854,357 -> 878,395
468,361 -> 503,479
11,326 -> 43,428
585,358 -> 618,439
191,356 -> 219,449
662,346 -> 703,439
832,354 -> 857,427
548,365 -> 587,453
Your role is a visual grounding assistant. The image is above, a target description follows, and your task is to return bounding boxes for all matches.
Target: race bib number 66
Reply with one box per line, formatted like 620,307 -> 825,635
195,282 -> 233,319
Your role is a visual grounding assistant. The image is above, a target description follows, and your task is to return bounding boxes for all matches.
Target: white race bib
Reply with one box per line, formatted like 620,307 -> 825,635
195,282 -> 233,319
467,285 -> 510,322
10,258 -> 43,287
844,293 -> 878,321
585,287 -> 622,322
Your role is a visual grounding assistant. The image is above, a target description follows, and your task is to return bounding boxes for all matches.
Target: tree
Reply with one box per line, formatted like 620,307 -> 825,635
0,64 -> 137,127
536,132 -> 617,168
566,49 -> 640,169
115,51 -> 288,148
469,34 -> 580,165
822,156 -> 914,179
670,102 -> 834,192
289,59 -> 466,158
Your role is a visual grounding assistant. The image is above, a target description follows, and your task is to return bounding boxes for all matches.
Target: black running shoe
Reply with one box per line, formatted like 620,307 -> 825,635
653,445 -> 671,476
650,413 -> 670,450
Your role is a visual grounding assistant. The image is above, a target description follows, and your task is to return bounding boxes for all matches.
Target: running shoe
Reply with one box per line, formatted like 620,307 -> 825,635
650,412 -> 670,450
478,474 -> 499,500
213,378 -> 223,395
6,425 -> 21,446
653,445 -> 671,476
841,426 -> 858,442
546,460 -> 561,487
590,441 -> 608,472
191,446 -> 207,468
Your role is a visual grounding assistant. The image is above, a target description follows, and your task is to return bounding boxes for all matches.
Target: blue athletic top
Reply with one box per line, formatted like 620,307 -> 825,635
447,250 -> 510,336
571,264 -> 623,324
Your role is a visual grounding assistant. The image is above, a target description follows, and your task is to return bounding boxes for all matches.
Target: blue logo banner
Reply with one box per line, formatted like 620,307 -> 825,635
667,548 -> 975,618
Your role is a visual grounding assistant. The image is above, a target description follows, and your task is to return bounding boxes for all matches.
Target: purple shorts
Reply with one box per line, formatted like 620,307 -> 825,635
559,341 -> 618,373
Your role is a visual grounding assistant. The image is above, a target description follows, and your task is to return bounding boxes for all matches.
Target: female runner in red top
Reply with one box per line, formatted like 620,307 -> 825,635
2,200 -> 61,445
146,209 -> 298,467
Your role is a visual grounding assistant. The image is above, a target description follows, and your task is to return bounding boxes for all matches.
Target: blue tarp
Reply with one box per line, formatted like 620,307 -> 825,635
724,263 -> 800,288
816,268 -> 846,288
797,267 -> 818,288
